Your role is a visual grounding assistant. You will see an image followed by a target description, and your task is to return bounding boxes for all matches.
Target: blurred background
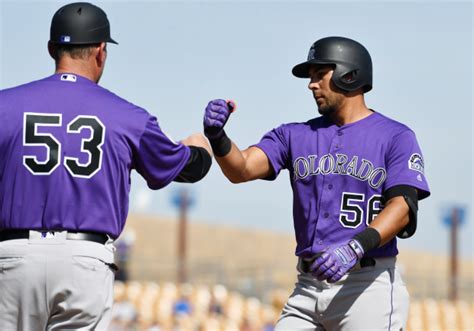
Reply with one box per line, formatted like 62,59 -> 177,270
1,0 -> 472,330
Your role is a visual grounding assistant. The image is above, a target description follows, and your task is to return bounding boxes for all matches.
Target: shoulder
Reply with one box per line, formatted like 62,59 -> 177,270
0,77 -> 47,97
275,116 -> 326,133
371,112 -> 415,136
91,84 -> 150,115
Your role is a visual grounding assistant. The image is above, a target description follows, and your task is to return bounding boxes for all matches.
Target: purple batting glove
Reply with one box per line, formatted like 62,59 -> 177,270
310,239 -> 364,283
310,253 -> 337,281
203,99 -> 234,139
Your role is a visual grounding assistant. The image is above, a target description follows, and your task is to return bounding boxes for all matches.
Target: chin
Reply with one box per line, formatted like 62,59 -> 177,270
318,105 -> 335,116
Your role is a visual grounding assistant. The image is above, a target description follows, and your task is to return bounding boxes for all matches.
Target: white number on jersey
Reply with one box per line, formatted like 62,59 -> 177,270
23,113 -> 105,178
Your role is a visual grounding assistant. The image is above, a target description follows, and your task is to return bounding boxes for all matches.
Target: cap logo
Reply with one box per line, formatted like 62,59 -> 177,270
60,35 -> 71,43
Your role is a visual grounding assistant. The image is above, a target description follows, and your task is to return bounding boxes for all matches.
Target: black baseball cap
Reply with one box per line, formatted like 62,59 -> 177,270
50,2 -> 118,45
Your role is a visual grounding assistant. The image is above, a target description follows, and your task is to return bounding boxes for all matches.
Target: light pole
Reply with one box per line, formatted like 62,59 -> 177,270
172,187 -> 195,284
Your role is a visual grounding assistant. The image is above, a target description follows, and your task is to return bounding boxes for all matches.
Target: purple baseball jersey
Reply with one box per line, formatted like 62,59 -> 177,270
255,112 -> 430,258
0,73 -> 190,238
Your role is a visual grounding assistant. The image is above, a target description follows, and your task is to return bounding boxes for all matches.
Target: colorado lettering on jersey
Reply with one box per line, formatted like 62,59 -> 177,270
293,153 -> 387,189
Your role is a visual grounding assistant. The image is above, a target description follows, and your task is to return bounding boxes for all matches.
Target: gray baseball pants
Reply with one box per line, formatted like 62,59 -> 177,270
0,232 -> 115,330
275,257 -> 409,331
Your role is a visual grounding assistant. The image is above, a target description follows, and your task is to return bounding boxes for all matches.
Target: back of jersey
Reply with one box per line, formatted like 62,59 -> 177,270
0,73 -> 187,238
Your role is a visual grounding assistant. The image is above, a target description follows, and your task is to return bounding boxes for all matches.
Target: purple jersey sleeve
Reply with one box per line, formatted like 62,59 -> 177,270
253,125 -> 290,180
133,116 -> 190,190
383,130 -> 430,199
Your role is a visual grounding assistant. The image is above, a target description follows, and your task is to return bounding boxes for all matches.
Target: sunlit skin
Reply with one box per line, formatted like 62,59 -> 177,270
48,42 -> 108,84
308,66 -> 344,116
307,65 -> 372,126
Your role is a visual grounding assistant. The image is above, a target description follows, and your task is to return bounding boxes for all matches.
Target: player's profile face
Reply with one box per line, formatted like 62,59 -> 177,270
308,66 -> 342,115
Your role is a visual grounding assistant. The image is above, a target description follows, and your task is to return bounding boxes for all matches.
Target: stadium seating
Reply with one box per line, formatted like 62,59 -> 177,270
109,281 -> 473,331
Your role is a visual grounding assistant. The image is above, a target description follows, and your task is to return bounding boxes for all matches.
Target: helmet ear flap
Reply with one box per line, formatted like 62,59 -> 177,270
332,64 -> 366,92
340,70 -> 358,84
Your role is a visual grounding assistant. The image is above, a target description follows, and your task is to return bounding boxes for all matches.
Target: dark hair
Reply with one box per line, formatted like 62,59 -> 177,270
50,43 -> 101,61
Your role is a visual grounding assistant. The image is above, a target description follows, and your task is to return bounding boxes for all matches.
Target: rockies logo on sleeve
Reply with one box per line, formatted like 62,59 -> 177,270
408,153 -> 424,174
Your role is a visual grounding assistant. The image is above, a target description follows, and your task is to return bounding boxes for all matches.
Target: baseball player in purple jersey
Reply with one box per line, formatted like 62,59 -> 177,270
203,36 -> 430,330
0,3 -> 212,329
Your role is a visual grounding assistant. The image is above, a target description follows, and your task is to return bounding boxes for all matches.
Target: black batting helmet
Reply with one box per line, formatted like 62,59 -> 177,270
292,36 -> 372,92
50,2 -> 118,45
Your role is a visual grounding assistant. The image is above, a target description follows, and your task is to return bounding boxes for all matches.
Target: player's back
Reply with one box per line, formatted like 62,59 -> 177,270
0,73 -> 149,237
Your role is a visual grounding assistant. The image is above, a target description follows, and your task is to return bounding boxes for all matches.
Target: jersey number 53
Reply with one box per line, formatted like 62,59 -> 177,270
23,113 -> 105,178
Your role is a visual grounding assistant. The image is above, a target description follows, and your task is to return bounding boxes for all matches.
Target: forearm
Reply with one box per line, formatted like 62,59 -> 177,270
209,133 -> 272,183
214,141 -> 250,183
369,196 -> 409,246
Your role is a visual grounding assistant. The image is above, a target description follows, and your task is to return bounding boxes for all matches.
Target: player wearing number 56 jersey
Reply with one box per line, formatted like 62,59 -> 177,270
0,3 -> 212,330
203,36 -> 430,330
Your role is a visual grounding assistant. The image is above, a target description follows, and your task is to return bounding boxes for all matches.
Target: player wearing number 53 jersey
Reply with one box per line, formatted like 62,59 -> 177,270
203,36 -> 430,330
0,3 -> 212,330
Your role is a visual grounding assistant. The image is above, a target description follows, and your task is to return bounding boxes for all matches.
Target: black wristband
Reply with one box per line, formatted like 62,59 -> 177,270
353,227 -> 381,253
208,130 -> 232,157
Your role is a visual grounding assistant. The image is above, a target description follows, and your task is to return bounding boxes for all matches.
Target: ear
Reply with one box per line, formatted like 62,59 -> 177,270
96,42 -> 107,68
47,41 -> 56,60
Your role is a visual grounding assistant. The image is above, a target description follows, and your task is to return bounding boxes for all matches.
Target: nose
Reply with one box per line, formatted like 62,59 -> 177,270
308,78 -> 319,91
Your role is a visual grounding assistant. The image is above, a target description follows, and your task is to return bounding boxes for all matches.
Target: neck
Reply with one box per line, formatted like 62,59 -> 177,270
328,94 -> 372,126
55,58 -> 98,83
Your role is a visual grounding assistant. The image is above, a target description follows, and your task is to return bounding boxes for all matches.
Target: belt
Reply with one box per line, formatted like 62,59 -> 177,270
298,256 -> 376,274
0,230 -> 108,245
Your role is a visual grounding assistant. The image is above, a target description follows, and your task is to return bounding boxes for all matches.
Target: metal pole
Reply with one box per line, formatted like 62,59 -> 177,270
449,208 -> 459,301
177,188 -> 188,284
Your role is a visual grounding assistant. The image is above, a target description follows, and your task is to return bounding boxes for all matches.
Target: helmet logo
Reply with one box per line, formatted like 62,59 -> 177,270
60,35 -> 71,43
77,8 -> 82,15
307,45 -> 316,61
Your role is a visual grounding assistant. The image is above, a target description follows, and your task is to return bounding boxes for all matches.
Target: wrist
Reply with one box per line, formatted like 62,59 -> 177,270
207,130 -> 232,157
352,227 -> 381,254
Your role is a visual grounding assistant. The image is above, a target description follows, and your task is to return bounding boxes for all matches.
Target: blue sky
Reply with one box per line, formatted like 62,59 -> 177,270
1,0 -> 472,257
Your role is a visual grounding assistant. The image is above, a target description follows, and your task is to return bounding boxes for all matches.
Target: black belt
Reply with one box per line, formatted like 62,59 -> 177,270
0,230 -> 108,245
299,256 -> 376,273
359,256 -> 377,267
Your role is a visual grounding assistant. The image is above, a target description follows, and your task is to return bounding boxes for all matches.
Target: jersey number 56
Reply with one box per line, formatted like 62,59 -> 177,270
339,192 -> 383,228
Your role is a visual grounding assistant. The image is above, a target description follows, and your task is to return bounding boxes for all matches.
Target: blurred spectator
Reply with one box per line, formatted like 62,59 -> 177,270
173,297 -> 192,316
209,284 -> 227,316
239,317 -> 252,331
209,295 -> 224,316
173,283 -> 193,317
109,299 -> 137,330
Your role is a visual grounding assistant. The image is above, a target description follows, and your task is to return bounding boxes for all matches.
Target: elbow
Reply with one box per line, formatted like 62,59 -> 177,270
228,176 -> 245,184
174,147 -> 212,183
225,168 -> 250,184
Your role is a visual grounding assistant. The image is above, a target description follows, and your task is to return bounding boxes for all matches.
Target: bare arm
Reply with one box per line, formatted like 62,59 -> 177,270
203,99 -> 274,183
214,143 -> 273,183
369,196 -> 409,246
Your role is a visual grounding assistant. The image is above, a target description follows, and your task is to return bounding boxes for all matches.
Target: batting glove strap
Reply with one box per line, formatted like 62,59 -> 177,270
347,239 -> 365,260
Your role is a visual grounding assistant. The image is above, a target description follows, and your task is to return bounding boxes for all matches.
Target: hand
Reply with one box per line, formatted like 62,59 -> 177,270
180,133 -> 212,157
310,239 -> 364,283
203,99 -> 235,139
